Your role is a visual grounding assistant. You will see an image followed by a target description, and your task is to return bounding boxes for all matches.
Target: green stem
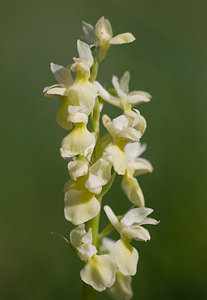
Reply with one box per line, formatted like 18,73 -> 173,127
91,97 -> 101,162
86,195 -> 102,248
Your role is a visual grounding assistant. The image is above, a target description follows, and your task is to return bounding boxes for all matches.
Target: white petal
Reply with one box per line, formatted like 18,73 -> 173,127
109,33 -> 135,45
85,158 -> 112,194
121,174 -> 145,207
80,254 -> 116,292
139,217 -> 159,226
127,91 -> 152,105
68,81 -> 97,114
130,158 -> 153,176
43,84 -> 60,93
118,127 -> 141,142
50,63 -> 73,86
70,225 -> 97,261
45,85 -> 67,96
124,142 -> 147,162
68,160 -> 88,180
82,21 -> 94,35
82,21 -> 98,45
121,207 -> 154,227
104,205 -> 122,233
64,188 -> 100,225
101,237 -> 116,254
56,96 -> 73,130
105,145 -> 127,175
95,17 -> 113,46
132,112 -> 147,137
94,81 -> 121,107
121,225 -> 151,241
112,75 -> 126,98
112,115 -> 129,130
120,71 -> 130,95
61,123 -> 96,157
77,40 -> 93,68
107,270 -> 133,300
70,224 -> 86,248
113,239 -> 138,276
67,106 -> 88,123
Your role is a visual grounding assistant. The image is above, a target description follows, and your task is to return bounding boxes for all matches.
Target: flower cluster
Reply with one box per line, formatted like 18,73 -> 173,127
44,16 -> 158,300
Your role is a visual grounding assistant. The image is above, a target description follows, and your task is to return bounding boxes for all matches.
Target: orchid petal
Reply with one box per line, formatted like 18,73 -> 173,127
64,186 -> 100,225
104,205 -> 122,233
109,33 -> 135,45
61,123 -> 96,157
121,207 -> 154,227
107,269 -> 133,300
50,62 -> 73,86
120,71 -> 130,94
80,254 -> 116,292
121,174 -> 145,207
77,40 -> 93,68
113,239 -> 138,276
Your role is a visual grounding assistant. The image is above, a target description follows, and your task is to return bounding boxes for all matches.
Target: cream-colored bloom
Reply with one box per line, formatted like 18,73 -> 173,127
80,253 -> 116,292
71,40 -> 93,75
43,63 -> 73,129
84,157 -> 112,194
101,238 -> 133,300
43,41 -> 97,127
67,79 -> 98,117
82,17 -> 135,61
68,159 -> 89,181
43,62 -> 73,97
60,123 -> 96,158
70,225 -> 116,291
104,144 -> 128,175
64,177 -> 100,225
121,142 -> 153,206
94,72 -> 151,116
107,269 -> 133,300
102,113 -> 145,175
70,224 -> 97,261
104,205 -> 158,275
103,113 -> 145,145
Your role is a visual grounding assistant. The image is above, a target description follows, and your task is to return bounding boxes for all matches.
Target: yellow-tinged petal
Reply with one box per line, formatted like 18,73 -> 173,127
105,144 -> 127,175
56,96 -> 72,130
121,172 -> 145,207
107,270 -> 133,300
68,160 -> 88,180
64,185 -> 100,225
95,17 -> 113,47
80,254 -> 116,292
113,239 -> 138,276
85,157 -> 112,194
50,62 -> 73,86
109,33 -> 135,45
61,123 -> 96,157
70,225 -> 97,261
68,81 -> 97,114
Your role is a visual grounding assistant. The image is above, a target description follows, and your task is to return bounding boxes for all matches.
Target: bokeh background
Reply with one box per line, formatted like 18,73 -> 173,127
1,0 -> 207,299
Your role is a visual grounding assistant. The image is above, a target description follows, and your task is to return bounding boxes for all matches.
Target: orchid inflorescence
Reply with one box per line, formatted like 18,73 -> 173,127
44,16 -> 159,300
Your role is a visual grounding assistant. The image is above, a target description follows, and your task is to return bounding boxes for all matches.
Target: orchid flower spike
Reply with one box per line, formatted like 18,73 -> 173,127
82,16 -> 135,61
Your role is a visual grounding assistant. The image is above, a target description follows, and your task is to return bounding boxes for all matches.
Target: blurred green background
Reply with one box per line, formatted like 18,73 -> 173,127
1,0 -> 207,299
